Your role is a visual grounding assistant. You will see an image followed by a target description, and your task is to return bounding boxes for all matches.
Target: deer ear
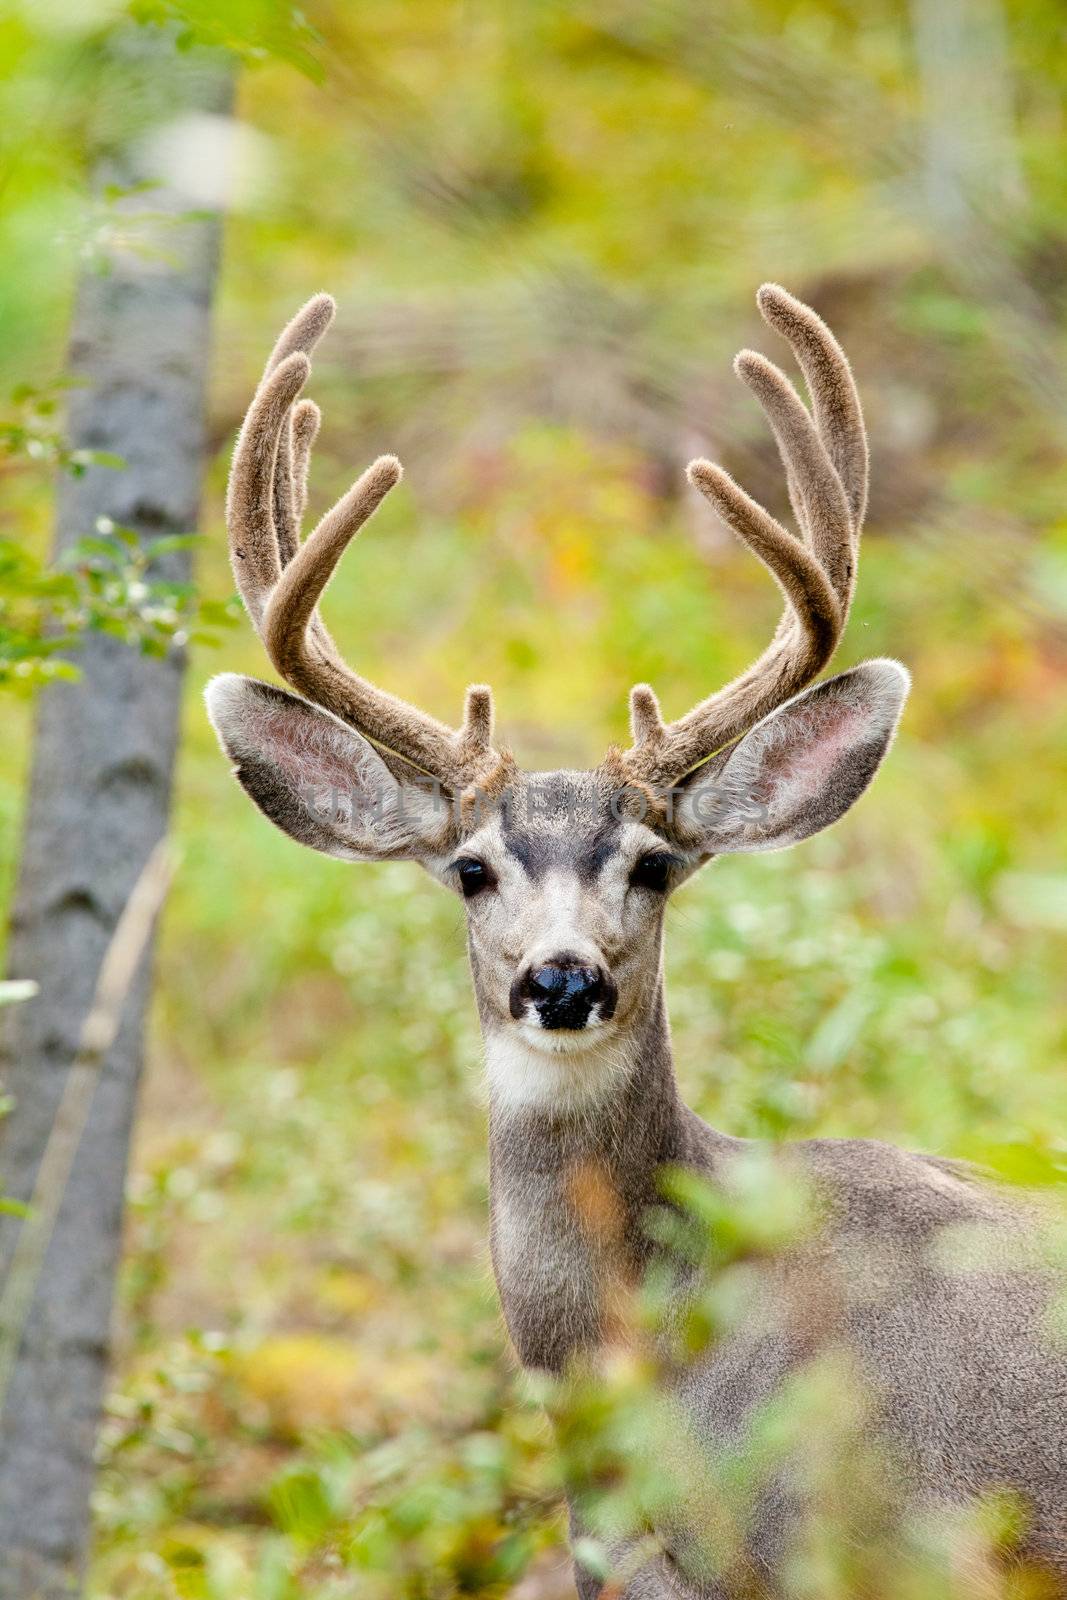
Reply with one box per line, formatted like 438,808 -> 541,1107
674,660 -> 908,855
205,674 -> 454,862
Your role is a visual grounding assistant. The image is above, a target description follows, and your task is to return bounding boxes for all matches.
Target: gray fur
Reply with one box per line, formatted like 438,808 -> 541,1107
209,661 -> 1067,1595
676,659 -> 909,853
205,674 -> 455,862
210,286 -> 1067,1595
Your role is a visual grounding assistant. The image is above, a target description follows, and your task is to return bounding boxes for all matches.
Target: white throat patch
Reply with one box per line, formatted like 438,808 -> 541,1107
483,1027 -> 632,1113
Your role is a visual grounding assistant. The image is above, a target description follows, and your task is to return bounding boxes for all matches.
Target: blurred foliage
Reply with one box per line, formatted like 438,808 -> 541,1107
0,382 -> 238,687
0,516 -> 239,688
1,0 -> 1066,1594
126,0 -> 324,78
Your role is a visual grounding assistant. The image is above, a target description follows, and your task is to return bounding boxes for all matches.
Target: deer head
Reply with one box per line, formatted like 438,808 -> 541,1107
207,286 -> 907,1105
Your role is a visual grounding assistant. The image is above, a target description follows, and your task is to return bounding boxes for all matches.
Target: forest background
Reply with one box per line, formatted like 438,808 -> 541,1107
1,1 -> 1066,1595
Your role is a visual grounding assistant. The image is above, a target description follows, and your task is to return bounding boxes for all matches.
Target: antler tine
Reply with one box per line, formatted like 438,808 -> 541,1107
262,453 -> 459,777
227,298 -> 499,788
227,351 -> 311,627
622,284 -> 869,789
267,296 -> 335,568
227,293 -> 335,625
756,283 -> 869,532
629,683 -> 667,747
732,349 -> 853,605
458,685 -> 495,759
290,400 -> 320,524
265,293 -> 336,375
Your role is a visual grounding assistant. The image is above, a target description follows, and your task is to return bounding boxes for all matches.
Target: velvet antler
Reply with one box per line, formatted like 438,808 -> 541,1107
622,284 -> 868,789
226,295 -> 498,788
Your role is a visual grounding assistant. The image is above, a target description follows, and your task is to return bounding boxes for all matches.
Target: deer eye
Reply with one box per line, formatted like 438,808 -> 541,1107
456,858 -> 495,898
629,852 -> 676,892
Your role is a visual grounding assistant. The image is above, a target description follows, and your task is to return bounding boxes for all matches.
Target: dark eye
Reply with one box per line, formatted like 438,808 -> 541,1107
630,852 -> 675,892
456,858 -> 495,898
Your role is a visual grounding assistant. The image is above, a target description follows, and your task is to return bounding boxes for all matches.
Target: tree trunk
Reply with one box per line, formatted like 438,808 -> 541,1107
908,0 -> 1066,421
0,28 -> 232,1596
909,0 -> 1024,227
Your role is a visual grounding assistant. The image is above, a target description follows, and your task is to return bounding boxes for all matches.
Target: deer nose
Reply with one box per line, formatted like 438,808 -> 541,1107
511,958 -> 616,1030
527,964 -> 601,1006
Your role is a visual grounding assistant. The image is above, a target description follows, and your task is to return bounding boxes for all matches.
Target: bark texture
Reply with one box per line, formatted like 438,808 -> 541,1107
0,29 -> 232,1596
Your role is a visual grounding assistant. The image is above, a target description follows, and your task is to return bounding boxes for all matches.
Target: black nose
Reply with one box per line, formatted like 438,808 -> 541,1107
511,958 -> 615,1030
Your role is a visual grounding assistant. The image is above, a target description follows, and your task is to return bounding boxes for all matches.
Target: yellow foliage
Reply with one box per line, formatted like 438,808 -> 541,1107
231,1335 -> 365,1437
314,1267 -> 380,1317
229,1335 -> 441,1439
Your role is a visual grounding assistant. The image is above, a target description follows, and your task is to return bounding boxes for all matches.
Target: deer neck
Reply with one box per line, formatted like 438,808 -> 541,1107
483,974 -> 693,1372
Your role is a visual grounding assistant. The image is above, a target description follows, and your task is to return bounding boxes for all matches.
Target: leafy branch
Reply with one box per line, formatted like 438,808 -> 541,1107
0,379 -> 123,477
0,523 -> 239,691
126,0 -> 325,81
0,382 -> 238,691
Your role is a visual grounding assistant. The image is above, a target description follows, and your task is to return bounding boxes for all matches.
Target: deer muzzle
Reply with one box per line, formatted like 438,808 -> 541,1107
510,956 -> 618,1031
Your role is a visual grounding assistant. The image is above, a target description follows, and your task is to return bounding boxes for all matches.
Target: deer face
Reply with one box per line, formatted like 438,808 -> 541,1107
208,658 -> 907,1102
448,770 -> 673,1047
207,285 -> 909,1103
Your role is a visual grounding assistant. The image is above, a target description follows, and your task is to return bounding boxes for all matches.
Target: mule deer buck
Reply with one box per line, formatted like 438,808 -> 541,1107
207,286 -> 1067,1595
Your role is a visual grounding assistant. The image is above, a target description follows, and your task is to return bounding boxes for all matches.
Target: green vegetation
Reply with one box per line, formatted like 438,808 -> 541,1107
1,1 -> 1066,1594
